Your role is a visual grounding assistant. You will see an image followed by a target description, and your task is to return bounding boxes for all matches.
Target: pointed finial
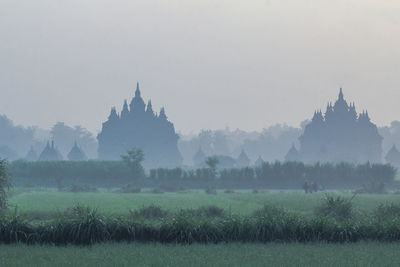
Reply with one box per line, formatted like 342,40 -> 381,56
159,107 -> 167,120
122,99 -> 129,111
135,82 -> 141,97
146,99 -> 154,114
339,87 -> 344,99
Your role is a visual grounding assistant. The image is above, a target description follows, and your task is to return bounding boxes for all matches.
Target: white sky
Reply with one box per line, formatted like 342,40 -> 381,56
0,0 -> 399,134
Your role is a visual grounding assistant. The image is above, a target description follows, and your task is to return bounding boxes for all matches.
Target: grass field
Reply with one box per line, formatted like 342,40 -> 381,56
7,188 -> 400,218
4,188 -> 400,265
1,242 -> 400,267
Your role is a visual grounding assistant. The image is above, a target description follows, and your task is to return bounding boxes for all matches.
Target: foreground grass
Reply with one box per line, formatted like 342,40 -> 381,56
1,242 -> 400,267
8,188 -> 400,218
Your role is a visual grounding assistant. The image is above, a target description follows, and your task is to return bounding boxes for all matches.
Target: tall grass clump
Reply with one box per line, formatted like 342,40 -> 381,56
0,208 -> 33,244
252,204 -> 288,218
314,194 -> 354,221
129,205 -> 169,220
373,203 -> 400,221
47,204 -> 109,245
0,159 -> 11,211
183,206 -> 225,218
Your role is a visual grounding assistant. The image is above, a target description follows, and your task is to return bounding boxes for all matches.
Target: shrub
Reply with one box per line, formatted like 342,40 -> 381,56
159,185 -> 185,192
150,188 -> 164,194
64,203 -> 94,217
252,204 -> 287,218
130,205 -> 169,219
5,203 -> 400,244
119,184 -> 141,193
191,206 -> 225,218
314,194 -> 354,221
57,204 -> 108,245
224,189 -> 235,194
67,184 -> 98,193
205,186 -> 217,195
354,181 -> 387,194
0,159 -> 11,210
373,203 -> 400,221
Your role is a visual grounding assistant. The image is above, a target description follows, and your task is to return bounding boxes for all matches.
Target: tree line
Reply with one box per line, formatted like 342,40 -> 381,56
7,157 -> 396,189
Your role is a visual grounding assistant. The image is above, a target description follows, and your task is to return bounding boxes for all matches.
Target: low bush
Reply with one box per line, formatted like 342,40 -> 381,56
252,204 -> 288,218
129,205 -> 169,219
224,189 -> 235,194
354,181 -> 387,194
0,159 -> 11,210
119,184 -> 141,194
185,206 -> 225,218
373,203 -> 400,221
149,188 -> 164,194
159,185 -> 185,192
66,184 -> 98,193
205,186 -> 217,195
314,194 -> 354,221
2,203 -> 400,245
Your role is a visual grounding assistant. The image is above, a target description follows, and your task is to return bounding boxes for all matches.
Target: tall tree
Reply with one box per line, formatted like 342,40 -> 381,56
121,148 -> 145,178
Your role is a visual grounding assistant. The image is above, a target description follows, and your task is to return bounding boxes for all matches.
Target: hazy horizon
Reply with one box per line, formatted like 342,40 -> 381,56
1,0 -> 399,135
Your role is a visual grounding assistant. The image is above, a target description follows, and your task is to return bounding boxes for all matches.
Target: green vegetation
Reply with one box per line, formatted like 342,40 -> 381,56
8,160 -> 396,189
120,148 -> 145,178
0,159 -> 10,209
2,191 -> 400,245
314,194 -> 355,221
8,189 -> 400,217
1,242 -> 400,267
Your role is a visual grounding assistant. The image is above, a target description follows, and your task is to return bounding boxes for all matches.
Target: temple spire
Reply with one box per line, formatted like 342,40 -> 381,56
159,107 -> 167,120
339,88 -> 343,100
135,82 -> 141,97
130,82 -> 146,113
121,99 -> 129,118
108,107 -> 118,120
146,100 -> 154,115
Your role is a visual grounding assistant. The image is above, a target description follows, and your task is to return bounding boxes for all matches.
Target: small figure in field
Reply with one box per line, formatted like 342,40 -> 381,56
303,181 -> 309,194
311,181 -> 318,193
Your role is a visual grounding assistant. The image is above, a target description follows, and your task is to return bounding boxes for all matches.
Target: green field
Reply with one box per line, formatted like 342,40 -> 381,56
4,188 -> 400,266
8,188 -> 400,218
1,242 -> 400,267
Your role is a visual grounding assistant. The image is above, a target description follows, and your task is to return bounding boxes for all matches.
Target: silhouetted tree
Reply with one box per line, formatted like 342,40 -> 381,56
121,148 -> 145,178
205,156 -> 219,178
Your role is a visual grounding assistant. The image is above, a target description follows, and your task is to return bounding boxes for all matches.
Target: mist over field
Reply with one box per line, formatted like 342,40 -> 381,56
1,1 -> 400,265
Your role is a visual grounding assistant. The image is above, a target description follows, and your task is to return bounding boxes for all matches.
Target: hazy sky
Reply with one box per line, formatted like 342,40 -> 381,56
0,0 -> 399,134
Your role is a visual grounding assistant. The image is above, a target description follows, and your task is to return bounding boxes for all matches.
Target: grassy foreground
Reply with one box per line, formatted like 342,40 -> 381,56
8,188 -> 400,217
1,242 -> 400,267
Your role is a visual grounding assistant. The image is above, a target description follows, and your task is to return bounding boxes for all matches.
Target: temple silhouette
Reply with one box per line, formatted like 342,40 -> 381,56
67,142 -> 87,161
38,141 -> 63,161
97,83 -> 182,167
289,88 -> 382,163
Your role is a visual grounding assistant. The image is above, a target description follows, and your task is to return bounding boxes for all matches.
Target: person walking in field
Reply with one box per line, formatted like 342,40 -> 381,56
311,181 -> 318,193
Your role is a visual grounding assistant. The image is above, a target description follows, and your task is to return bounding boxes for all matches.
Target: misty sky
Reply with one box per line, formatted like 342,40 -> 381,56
0,0 -> 399,135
